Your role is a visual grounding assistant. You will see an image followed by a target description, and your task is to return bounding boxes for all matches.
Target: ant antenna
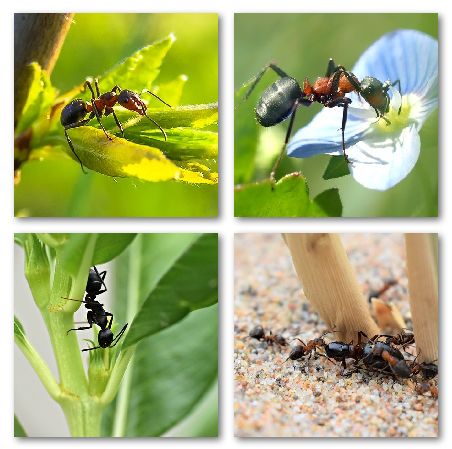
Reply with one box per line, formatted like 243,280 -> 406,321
144,90 -> 172,109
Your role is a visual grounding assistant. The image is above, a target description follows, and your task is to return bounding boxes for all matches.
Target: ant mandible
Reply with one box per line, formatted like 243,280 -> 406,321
243,59 -> 401,182
64,266 -> 128,351
60,79 -> 172,173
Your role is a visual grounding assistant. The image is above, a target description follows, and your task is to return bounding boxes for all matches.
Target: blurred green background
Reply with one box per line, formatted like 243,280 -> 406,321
15,13 -> 218,217
235,14 -> 438,217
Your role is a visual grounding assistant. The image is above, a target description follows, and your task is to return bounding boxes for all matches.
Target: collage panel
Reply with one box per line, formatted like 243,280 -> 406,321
234,233 -> 438,437
14,233 -> 218,437
14,13 -> 218,217
234,13 -> 438,217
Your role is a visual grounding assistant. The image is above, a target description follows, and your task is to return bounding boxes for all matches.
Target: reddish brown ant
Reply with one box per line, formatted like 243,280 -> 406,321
284,334 -> 328,363
61,79 -> 171,173
248,325 -> 287,346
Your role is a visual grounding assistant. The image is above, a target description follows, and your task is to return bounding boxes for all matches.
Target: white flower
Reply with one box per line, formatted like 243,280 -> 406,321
286,29 -> 438,190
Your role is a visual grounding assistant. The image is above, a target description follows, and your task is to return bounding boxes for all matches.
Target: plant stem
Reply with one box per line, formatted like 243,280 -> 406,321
14,331 -> 61,401
111,235 -> 143,436
284,233 -> 380,341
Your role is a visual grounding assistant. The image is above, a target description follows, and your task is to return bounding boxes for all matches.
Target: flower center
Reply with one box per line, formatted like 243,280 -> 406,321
374,93 -> 420,134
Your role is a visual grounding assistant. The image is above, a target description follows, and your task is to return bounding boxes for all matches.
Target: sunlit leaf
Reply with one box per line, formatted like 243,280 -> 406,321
234,173 -> 343,217
16,63 -> 57,136
98,34 -> 176,93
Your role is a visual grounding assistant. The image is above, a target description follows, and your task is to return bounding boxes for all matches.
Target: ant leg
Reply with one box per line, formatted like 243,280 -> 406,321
144,112 -> 168,141
269,99 -> 299,185
144,90 -> 172,108
84,80 -> 96,100
111,110 -> 124,137
94,79 -> 101,97
82,345 -> 102,352
110,323 -> 129,347
90,99 -> 112,141
243,63 -> 290,101
339,100 -> 350,163
67,315 -> 94,335
384,79 -> 402,114
325,58 -> 336,77
338,70 -> 361,92
92,266 -> 108,294
64,120 -> 92,174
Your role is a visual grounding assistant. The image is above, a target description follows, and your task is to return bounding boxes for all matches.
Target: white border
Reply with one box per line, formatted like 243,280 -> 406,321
3,0 -> 451,446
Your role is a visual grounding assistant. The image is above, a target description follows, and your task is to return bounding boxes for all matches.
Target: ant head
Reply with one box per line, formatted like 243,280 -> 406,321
60,99 -> 89,127
117,89 -> 143,114
98,329 -> 113,348
359,76 -> 388,113
249,325 -> 265,340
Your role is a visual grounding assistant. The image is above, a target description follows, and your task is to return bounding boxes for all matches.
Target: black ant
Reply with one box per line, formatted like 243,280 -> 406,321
61,79 -> 171,173
243,59 -> 401,181
248,325 -> 287,346
64,266 -> 128,351
411,361 -> 438,380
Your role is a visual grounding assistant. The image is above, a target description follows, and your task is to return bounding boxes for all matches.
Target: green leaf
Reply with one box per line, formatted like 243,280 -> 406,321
47,126 -> 217,184
123,234 -> 218,348
94,234 -> 137,265
14,415 -> 27,437
14,316 -> 26,342
103,304 -> 218,436
234,173 -> 343,217
98,34 -> 176,93
59,234 -> 136,277
115,234 -> 201,316
16,62 -> 57,135
313,188 -> 343,217
323,156 -> 350,179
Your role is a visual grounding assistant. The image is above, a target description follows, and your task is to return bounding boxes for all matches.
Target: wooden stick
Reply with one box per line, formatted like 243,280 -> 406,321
14,13 -> 74,126
405,234 -> 438,363
284,234 -> 379,342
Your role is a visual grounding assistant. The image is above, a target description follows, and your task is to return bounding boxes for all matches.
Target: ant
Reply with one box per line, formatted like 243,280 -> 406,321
284,331 -> 331,363
61,79 -> 171,173
377,330 -> 415,349
248,325 -> 287,346
64,266 -> 128,351
243,59 -> 401,181
411,361 -> 438,380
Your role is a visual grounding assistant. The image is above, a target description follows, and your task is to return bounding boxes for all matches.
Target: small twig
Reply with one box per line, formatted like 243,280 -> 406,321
405,234 -> 438,363
284,234 -> 379,342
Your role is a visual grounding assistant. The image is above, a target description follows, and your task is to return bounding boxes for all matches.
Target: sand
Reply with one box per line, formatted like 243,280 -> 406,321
234,233 -> 438,437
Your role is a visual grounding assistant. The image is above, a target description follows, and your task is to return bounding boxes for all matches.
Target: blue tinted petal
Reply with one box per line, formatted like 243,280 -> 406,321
352,29 -> 438,101
348,124 -> 420,190
287,106 -> 370,157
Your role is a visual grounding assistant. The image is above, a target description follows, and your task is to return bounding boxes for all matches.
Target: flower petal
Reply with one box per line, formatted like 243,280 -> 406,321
287,106 -> 370,157
348,124 -> 420,190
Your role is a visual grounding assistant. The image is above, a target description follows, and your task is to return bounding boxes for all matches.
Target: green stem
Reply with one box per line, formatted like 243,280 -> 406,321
14,332 -> 61,401
111,235 -> 143,436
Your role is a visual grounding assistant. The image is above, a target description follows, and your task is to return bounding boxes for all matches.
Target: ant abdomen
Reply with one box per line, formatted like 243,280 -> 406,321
60,100 -> 89,127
